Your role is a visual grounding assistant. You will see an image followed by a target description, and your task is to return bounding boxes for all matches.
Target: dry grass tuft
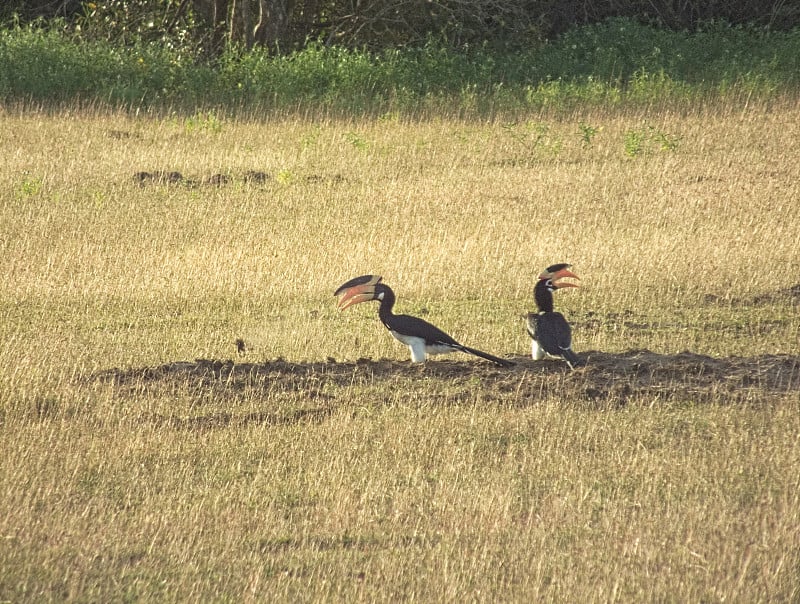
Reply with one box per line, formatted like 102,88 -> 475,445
1,101 -> 799,601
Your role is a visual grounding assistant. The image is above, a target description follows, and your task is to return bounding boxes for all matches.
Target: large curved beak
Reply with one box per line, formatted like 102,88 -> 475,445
335,275 -> 382,310
553,277 -> 579,289
538,264 -> 579,288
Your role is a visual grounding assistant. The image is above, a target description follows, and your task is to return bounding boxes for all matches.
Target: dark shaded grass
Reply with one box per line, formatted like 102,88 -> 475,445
86,351 -> 800,424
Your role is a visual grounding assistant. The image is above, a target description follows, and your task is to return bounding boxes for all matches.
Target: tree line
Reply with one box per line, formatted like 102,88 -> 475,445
2,0 -> 797,56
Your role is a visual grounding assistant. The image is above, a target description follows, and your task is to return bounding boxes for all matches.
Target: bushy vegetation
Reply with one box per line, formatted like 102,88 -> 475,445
4,0 -> 797,55
1,18 -> 798,114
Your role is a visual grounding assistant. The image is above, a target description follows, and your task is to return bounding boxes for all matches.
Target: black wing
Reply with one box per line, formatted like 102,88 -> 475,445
533,312 -> 572,356
536,312 -> 583,368
389,314 -> 512,367
526,313 -> 538,340
387,314 -> 460,346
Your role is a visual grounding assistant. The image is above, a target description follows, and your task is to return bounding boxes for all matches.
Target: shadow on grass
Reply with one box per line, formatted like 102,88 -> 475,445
87,350 -> 800,412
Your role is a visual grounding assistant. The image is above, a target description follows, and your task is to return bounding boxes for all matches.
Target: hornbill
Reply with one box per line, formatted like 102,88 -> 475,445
335,275 -> 513,367
526,263 -> 583,369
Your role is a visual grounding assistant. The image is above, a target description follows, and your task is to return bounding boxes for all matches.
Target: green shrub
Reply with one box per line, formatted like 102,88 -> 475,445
0,18 -> 798,114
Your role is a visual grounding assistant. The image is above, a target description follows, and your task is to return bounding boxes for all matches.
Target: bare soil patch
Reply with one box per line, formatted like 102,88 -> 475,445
131,170 -> 349,187
89,350 -> 800,420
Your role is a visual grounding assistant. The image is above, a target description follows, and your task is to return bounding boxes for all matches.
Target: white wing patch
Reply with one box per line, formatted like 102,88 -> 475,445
424,343 -> 458,356
391,331 -> 428,362
531,339 -> 546,360
390,331 -> 456,362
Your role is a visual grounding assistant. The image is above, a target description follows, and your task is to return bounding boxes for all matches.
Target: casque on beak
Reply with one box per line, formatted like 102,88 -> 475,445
538,264 -> 580,288
334,275 -> 383,310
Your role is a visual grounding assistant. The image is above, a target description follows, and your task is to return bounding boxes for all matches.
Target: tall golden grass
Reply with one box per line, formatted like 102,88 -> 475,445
0,101 -> 798,601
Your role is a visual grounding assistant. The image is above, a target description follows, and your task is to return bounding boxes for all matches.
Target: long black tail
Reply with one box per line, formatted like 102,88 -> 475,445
561,347 -> 584,370
458,345 -> 515,367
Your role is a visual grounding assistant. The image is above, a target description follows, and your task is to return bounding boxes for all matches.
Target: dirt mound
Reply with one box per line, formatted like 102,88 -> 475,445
705,284 -> 800,306
575,350 -> 799,405
131,170 -> 348,188
89,350 -> 799,409
133,170 -> 268,187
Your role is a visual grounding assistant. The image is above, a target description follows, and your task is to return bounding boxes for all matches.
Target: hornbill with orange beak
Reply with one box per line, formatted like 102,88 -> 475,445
527,263 -> 583,369
335,275 -> 513,367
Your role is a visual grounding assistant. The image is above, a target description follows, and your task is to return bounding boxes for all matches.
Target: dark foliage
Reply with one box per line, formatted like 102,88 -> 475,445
2,0 -> 797,56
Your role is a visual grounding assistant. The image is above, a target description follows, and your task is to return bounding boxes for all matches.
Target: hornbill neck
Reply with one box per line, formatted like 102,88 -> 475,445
375,284 -> 397,323
534,280 -> 554,313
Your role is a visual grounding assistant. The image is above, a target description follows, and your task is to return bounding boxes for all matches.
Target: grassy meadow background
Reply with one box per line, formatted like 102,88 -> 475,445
1,34 -> 800,597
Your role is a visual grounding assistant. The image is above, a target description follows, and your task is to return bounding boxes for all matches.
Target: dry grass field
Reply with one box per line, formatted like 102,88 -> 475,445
1,100 -> 799,602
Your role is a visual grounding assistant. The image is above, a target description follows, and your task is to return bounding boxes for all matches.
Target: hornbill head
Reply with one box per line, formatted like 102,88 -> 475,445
335,274 -> 384,310
538,263 -> 580,290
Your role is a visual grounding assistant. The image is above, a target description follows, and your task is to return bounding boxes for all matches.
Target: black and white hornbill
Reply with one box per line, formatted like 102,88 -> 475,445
335,275 -> 513,367
527,263 -> 583,369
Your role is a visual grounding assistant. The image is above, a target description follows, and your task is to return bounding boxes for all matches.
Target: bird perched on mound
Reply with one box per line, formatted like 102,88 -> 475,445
527,263 -> 583,369
335,275 -> 513,367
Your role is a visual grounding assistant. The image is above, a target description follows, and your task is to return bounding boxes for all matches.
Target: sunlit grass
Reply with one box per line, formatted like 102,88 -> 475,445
0,101 -> 799,601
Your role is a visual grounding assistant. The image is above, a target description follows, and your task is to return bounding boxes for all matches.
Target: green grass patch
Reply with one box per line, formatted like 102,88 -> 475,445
1,18 -> 798,115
